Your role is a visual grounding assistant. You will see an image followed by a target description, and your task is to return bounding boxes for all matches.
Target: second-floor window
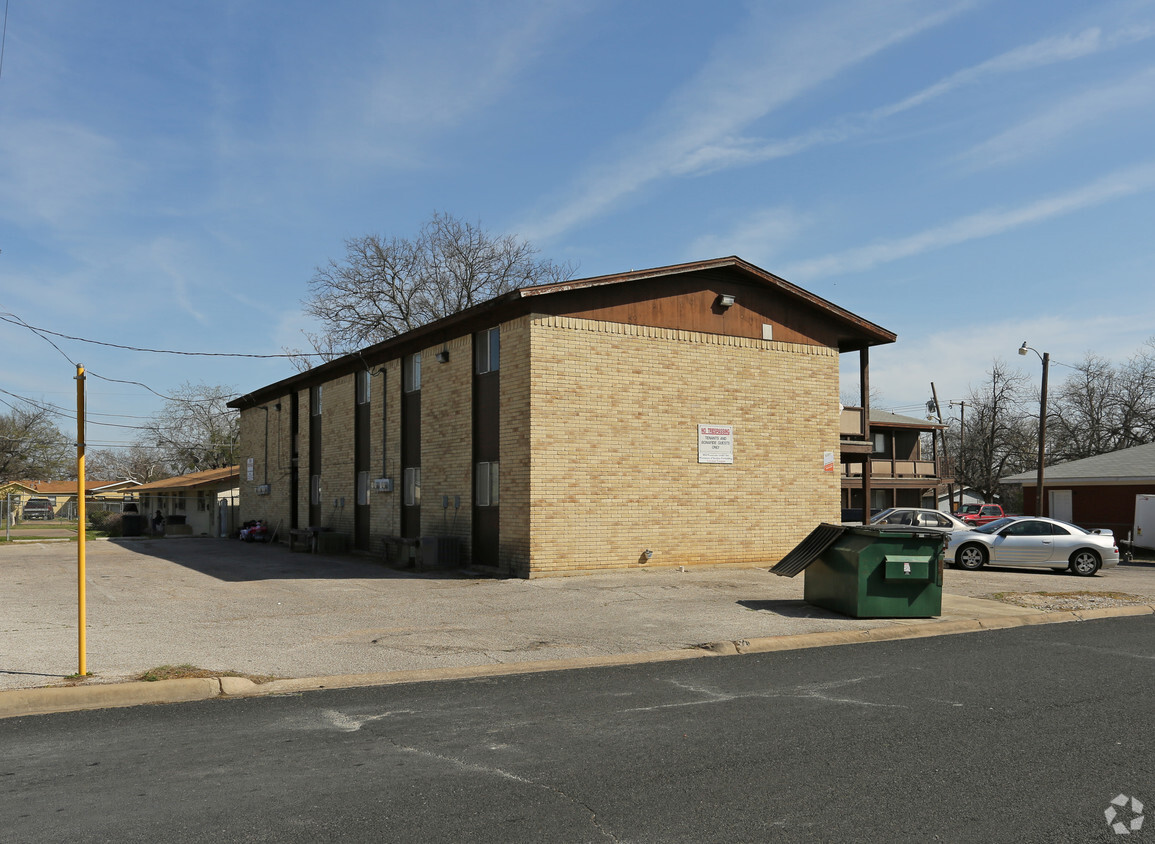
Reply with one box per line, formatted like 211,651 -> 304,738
475,327 -> 500,374
403,353 -> 421,393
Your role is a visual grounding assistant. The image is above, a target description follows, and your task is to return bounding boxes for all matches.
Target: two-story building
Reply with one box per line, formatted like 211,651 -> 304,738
839,408 -> 948,518
230,257 -> 896,577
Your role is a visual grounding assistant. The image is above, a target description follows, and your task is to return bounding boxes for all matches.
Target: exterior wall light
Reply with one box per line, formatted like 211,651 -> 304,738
435,350 -> 450,363
716,294 -> 736,309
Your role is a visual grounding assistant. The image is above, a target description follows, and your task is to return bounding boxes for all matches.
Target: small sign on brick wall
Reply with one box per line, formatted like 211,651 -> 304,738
698,424 -> 734,464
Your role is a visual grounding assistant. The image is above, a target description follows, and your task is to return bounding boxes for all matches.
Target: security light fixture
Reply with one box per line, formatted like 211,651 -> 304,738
716,294 -> 736,309
435,349 -> 450,363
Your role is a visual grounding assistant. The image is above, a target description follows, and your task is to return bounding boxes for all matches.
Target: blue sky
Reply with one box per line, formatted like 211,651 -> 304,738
2,0 -> 1154,449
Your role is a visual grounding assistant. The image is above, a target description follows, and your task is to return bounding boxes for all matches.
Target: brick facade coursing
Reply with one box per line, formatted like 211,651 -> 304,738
238,316 -> 840,576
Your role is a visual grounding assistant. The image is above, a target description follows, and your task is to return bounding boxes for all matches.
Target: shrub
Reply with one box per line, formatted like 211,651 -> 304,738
87,510 -> 123,537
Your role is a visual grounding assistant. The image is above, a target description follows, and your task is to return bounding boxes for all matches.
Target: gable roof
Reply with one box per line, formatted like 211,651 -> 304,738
870,409 -> 943,430
231,256 -> 896,411
1002,442 -> 1155,485
17,479 -> 140,495
133,466 -> 240,492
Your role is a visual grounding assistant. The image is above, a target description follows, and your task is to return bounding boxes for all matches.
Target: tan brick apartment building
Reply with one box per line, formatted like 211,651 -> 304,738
230,257 -> 895,577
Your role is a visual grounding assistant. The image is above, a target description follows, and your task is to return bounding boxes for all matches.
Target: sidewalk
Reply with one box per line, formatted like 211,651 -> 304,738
3,537 -> 1153,717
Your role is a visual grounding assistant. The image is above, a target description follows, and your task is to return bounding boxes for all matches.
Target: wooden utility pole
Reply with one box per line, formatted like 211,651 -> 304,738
930,383 -> 955,513
76,364 -> 87,676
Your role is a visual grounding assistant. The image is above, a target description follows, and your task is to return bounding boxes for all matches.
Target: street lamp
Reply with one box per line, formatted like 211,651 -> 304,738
1018,342 -> 1050,516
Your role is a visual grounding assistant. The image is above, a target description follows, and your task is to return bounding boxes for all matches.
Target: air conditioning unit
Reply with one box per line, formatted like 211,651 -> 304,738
372,478 -> 393,493
256,484 -> 271,496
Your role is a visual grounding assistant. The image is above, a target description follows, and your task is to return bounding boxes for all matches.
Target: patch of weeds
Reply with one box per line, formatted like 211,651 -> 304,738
135,664 -> 277,684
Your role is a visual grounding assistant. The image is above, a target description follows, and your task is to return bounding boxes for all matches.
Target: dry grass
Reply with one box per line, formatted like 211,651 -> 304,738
990,590 -> 1152,610
135,664 -> 278,684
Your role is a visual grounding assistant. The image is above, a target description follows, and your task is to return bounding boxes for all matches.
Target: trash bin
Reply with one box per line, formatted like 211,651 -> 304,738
771,523 -> 947,618
121,513 -> 145,537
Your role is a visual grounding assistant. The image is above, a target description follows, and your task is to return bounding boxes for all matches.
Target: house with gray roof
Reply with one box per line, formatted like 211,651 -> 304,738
1001,441 -> 1155,538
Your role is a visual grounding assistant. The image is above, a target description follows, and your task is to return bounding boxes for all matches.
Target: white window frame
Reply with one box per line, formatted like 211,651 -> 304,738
475,461 -> 499,507
403,467 -> 421,507
403,354 -> 421,393
356,370 -> 371,405
475,327 -> 500,374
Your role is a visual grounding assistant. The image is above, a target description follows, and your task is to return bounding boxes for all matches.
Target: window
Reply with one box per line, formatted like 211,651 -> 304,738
197,491 -> 207,512
356,471 -> 369,506
175,494 -> 186,511
403,467 -> 421,507
872,432 -> 886,453
475,327 -> 500,374
356,370 -> 371,405
475,461 -> 499,507
310,474 -> 321,506
403,353 -> 421,393
1006,520 -> 1050,537
310,385 -> 323,416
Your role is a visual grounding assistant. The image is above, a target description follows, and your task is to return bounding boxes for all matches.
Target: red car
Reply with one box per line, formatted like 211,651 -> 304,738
956,503 -> 1010,526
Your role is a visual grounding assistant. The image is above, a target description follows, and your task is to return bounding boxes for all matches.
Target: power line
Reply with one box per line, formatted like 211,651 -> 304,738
0,0 -> 9,83
0,311 -> 324,358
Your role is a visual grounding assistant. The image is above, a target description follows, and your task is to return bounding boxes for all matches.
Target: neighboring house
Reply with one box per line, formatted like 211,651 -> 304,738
935,487 -> 987,514
133,466 -> 241,537
230,256 -> 896,577
840,408 -> 947,514
14,479 -> 141,519
1001,441 -> 1155,538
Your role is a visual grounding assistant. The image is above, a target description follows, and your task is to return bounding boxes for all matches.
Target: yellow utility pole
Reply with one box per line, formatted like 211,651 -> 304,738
76,364 -> 87,676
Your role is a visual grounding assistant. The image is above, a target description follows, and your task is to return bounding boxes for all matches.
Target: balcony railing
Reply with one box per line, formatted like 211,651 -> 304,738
843,459 -> 939,479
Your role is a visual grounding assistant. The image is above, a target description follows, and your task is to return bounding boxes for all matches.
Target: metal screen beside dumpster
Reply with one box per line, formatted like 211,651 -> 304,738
772,523 -> 948,618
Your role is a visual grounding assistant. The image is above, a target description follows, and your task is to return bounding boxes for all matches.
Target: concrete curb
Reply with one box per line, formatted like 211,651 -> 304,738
3,605 -> 1153,719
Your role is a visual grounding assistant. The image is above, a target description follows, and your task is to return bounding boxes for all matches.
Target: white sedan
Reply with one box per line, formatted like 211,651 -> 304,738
947,516 -> 1119,577
870,508 -> 970,531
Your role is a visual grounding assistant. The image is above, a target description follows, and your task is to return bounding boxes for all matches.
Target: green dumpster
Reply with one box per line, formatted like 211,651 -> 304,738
771,523 -> 947,618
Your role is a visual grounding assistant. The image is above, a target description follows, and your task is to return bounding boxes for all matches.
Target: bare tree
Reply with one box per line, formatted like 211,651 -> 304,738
949,360 -> 1034,502
1047,339 -> 1155,461
293,212 -> 575,366
85,444 -> 171,484
0,403 -> 72,480
144,383 -> 239,474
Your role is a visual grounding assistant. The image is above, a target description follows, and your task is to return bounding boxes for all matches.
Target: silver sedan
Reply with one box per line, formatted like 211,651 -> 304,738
947,516 -> 1119,577
870,508 -> 970,531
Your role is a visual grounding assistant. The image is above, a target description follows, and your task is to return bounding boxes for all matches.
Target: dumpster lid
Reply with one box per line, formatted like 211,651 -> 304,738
770,523 -> 950,578
770,523 -> 848,577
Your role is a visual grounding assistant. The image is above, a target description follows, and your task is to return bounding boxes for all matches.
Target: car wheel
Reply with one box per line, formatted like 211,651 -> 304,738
956,544 -> 988,570
1069,550 -> 1101,577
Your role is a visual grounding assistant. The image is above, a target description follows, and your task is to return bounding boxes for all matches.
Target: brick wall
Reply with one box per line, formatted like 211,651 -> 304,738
418,335 -> 474,551
499,316 -> 532,574
237,395 -> 293,535
524,316 -> 840,576
238,314 -> 841,573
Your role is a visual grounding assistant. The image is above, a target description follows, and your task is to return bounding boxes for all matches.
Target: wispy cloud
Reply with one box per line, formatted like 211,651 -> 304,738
303,1 -> 589,168
784,159 -> 1155,279
959,66 -> 1155,169
0,119 -> 139,229
518,0 -> 972,242
686,208 -> 813,265
861,308 -> 1155,410
677,23 -> 1155,176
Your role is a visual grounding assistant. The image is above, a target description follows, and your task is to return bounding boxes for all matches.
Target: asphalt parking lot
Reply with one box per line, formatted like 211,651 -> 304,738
3,537 -> 1154,692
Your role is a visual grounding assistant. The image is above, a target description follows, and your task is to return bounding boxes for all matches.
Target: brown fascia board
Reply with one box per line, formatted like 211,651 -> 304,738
230,256 -> 896,409
518,256 -> 897,351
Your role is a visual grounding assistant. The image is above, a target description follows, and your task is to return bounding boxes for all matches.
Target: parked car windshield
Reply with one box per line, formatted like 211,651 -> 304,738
958,504 -> 981,514
974,517 -> 1017,534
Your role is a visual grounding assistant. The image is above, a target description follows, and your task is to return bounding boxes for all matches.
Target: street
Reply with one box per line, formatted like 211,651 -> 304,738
3,615 -> 1153,843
